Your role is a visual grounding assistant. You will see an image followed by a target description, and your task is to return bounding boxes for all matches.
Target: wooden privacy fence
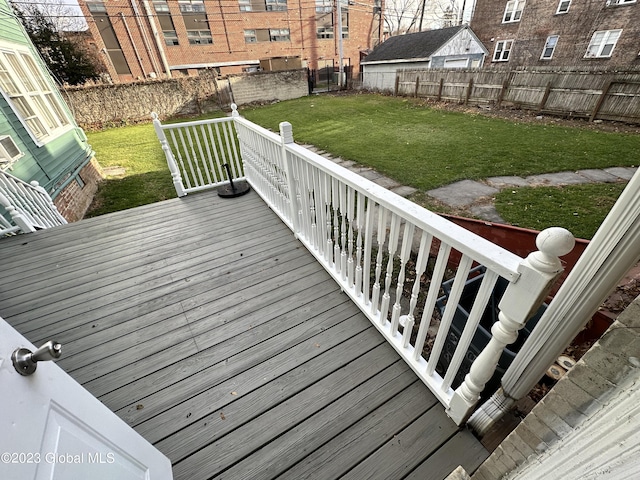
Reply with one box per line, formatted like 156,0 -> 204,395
155,105 -> 576,424
392,67 -> 640,124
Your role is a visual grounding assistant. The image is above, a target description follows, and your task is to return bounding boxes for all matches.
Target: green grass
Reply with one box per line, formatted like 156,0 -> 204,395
241,94 -> 640,191
495,183 -> 627,240
85,110 -> 227,217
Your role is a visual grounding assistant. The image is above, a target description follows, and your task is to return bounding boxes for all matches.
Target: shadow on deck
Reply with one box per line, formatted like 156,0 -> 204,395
0,190 -> 488,479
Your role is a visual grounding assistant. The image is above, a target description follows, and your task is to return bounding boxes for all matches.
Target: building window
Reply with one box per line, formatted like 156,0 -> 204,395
502,0 -> 525,22
266,0 -> 287,10
315,0 -> 332,13
556,0 -> 571,13
606,0 -> 636,4
541,35 -> 558,59
0,46 -> 71,144
178,0 -> 205,12
86,0 -> 107,12
244,30 -> 257,43
152,0 -> 170,12
585,29 -> 622,58
317,26 -> 334,39
239,0 -> 252,10
269,29 -> 290,42
0,135 -> 23,170
163,31 -> 179,45
187,30 -> 213,44
493,40 -> 513,61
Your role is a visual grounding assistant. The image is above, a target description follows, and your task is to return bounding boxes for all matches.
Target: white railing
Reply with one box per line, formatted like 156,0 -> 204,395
157,106 -> 575,424
0,170 -> 67,236
152,112 -> 243,197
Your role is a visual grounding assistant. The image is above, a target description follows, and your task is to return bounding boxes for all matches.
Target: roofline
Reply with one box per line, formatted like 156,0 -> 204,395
361,57 -> 432,66
170,60 -> 260,70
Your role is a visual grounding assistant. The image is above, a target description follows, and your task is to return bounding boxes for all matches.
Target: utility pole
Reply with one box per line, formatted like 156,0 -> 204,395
336,0 -> 344,88
418,0 -> 426,32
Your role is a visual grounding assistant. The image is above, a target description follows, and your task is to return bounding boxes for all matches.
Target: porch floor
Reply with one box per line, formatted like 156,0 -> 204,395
0,189 -> 488,479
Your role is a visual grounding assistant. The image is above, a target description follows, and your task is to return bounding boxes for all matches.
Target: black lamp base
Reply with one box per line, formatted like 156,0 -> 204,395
218,180 -> 251,198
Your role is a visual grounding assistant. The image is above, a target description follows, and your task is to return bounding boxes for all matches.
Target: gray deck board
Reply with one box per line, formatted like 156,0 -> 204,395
0,189 -> 488,480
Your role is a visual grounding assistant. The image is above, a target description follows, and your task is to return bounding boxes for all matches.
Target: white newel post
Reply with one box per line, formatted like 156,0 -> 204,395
447,227 -> 575,425
0,191 -> 36,233
470,167 -> 640,435
151,112 -> 186,197
279,121 -> 299,235
30,181 -> 67,224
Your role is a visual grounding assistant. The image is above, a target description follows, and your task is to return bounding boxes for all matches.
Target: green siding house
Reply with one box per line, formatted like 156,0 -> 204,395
0,0 -> 101,221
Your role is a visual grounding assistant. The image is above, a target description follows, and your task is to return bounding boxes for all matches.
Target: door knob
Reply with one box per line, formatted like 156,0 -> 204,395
11,340 -> 62,376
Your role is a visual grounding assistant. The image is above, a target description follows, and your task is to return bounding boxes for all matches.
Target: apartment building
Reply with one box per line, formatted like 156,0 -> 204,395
77,0 -> 383,83
469,0 -> 640,67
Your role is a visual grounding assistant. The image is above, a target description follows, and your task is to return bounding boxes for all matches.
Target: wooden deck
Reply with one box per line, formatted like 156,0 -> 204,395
0,189 -> 488,479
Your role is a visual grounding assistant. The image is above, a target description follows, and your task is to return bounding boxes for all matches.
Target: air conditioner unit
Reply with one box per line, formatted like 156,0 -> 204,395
0,135 -> 24,169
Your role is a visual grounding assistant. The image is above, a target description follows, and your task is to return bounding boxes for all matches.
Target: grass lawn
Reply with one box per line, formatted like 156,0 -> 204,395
85,111 -> 226,217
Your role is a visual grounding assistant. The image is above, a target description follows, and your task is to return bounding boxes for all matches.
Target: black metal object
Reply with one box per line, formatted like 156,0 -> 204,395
435,266 -> 547,398
218,163 -> 250,198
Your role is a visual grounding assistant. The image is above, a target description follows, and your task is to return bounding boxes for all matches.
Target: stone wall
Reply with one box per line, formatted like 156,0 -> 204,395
63,69 -> 308,130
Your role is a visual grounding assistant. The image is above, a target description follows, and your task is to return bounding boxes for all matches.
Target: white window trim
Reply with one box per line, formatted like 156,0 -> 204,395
606,0 -> 636,5
493,40 -> 513,62
0,135 -> 24,170
584,29 -> 622,58
0,42 -> 73,147
502,0 -> 525,23
556,0 -> 571,13
541,35 -> 559,60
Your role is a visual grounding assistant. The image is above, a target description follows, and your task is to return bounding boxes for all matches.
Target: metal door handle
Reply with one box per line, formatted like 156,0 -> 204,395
11,340 -> 62,376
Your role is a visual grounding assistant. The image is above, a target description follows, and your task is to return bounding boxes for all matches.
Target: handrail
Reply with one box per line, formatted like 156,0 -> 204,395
0,170 -> 67,236
234,113 -> 574,423
152,112 -> 244,196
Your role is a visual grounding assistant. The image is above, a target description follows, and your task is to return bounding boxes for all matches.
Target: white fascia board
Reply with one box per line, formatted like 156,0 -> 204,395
361,57 -> 431,66
170,60 -> 261,70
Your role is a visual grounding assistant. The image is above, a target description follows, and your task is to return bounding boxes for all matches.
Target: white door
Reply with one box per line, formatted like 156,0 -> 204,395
0,317 -> 173,480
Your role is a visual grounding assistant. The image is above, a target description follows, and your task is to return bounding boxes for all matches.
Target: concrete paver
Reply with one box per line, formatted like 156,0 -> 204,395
604,167 -> 638,180
486,176 -> 529,188
427,180 -> 499,208
576,169 -> 621,183
526,171 -> 589,186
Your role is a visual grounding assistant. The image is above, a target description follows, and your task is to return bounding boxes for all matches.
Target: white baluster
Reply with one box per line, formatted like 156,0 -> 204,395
362,198 -> 375,306
380,214 -> 401,324
339,182 -> 348,280
354,191 -> 365,297
371,206 -> 388,315
391,222 -> 415,336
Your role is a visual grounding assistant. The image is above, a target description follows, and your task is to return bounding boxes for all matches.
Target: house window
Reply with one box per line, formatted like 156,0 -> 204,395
266,0 -> 287,11
556,0 -> 571,13
0,135 -> 24,170
152,0 -> 170,12
585,29 -> 622,58
178,0 -> 205,12
606,0 -> 636,4
163,31 -> 179,46
493,40 -> 513,61
269,29 -> 290,42
187,30 -> 213,44
502,0 -> 525,22
316,0 -> 332,13
541,35 -> 558,59
244,30 -> 257,43
0,46 -> 71,144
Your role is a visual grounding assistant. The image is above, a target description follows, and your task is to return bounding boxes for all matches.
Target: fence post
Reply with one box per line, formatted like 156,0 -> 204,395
437,78 -> 444,101
414,76 -> 420,98
497,78 -> 509,107
394,76 -> 400,96
151,112 -> 186,197
589,80 -> 614,122
446,227 -> 574,425
465,77 -> 474,105
537,81 -> 553,113
279,121 -> 299,236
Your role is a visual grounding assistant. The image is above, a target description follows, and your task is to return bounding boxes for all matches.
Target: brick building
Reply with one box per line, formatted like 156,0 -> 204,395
77,0 -> 384,82
469,0 -> 640,67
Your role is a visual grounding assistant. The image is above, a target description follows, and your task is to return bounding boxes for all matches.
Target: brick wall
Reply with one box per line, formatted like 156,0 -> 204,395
472,0 -> 640,68
470,295 -> 640,479
53,158 -> 104,222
